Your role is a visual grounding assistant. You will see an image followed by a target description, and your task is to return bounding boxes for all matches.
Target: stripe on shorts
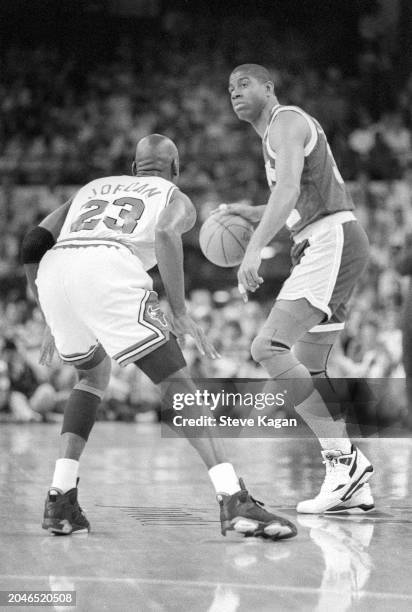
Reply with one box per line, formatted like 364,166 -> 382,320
61,344 -> 106,368
61,344 -> 98,362
279,223 -> 345,319
324,224 -> 344,308
113,291 -> 168,366
309,322 -> 345,333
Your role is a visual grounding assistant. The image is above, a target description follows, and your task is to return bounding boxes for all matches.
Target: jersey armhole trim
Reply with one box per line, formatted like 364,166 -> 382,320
265,106 -> 318,158
165,185 -> 177,207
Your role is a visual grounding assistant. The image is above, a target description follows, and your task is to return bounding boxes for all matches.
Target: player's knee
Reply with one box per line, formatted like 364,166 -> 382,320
251,335 -> 288,364
251,335 -> 270,363
76,355 -> 111,397
251,335 -> 314,404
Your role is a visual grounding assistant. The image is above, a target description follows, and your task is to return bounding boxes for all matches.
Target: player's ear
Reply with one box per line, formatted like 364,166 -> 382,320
265,80 -> 274,96
131,161 -> 137,176
172,158 -> 179,179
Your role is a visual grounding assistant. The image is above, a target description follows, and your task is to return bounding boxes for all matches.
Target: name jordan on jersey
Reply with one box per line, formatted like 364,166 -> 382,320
56,175 -> 176,271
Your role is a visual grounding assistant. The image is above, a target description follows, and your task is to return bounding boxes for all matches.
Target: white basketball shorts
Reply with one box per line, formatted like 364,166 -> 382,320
36,243 -> 170,367
279,211 -> 369,332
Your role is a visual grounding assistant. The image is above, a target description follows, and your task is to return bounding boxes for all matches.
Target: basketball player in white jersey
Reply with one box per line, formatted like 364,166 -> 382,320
21,134 -> 296,540
215,64 -> 374,514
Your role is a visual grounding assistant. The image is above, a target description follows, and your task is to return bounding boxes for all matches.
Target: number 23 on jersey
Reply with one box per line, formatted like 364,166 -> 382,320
70,197 -> 145,234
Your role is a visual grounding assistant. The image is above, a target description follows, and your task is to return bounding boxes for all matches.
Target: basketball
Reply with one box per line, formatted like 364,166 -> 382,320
199,214 -> 254,267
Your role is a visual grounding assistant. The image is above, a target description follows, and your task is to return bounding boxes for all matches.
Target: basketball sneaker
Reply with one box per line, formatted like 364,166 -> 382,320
324,483 -> 374,514
42,481 -> 90,535
218,478 -> 297,540
297,446 -> 374,514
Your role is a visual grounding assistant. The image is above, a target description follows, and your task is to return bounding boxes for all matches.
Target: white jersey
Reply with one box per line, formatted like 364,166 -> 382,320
58,175 -> 177,270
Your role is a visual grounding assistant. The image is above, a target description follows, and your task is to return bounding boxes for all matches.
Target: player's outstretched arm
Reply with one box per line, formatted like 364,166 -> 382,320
246,112 -> 306,252
21,199 -> 72,365
155,190 -> 196,317
238,113 -> 307,296
155,191 -> 219,359
22,199 -> 72,304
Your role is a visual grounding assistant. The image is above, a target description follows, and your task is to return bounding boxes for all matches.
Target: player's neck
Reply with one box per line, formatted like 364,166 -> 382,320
252,98 -> 280,138
136,171 -> 165,178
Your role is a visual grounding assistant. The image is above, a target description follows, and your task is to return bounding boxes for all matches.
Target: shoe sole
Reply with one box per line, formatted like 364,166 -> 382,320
223,517 -> 297,540
42,518 -> 89,535
297,465 -> 374,514
325,502 -> 375,515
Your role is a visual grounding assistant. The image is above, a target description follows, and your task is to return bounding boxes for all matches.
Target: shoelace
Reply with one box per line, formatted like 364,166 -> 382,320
250,495 -> 265,507
322,455 -> 338,467
320,455 -> 349,493
238,489 -> 265,507
238,479 -> 265,506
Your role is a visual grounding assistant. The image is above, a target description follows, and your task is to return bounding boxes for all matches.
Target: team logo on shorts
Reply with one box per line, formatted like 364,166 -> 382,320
146,304 -> 169,328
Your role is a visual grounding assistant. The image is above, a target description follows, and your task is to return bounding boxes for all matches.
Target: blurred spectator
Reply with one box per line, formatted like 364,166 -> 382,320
367,131 -> 401,180
0,357 -> 41,423
348,109 -> 376,160
379,112 -> 412,168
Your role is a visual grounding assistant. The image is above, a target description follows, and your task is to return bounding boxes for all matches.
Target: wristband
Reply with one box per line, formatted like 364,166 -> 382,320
21,226 -> 55,264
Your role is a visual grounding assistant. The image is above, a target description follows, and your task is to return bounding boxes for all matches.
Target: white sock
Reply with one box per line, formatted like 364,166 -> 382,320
51,458 -> 79,493
208,463 -> 240,495
319,438 -> 352,454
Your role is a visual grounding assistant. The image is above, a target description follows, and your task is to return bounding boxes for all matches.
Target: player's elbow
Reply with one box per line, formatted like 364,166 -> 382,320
155,224 -> 179,238
155,225 -> 182,247
276,180 -> 300,199
286,183 -> 301,199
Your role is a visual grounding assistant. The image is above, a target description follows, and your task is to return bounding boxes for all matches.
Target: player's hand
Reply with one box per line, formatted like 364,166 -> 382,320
171,313 -> 220,359
210,202 -> 259,223
39,325 -> 56,366
237,249 -> 264,302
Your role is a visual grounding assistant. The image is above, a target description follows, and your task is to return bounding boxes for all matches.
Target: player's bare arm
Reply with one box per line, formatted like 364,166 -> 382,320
155,190 -> 196,317
155,190 -> 219,359
22,199 -> 72,364
238,112 -> 309,298
22,199 -> 72,305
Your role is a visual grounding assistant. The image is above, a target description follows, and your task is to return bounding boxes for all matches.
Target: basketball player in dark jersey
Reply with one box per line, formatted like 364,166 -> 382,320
216,64 -> 374,514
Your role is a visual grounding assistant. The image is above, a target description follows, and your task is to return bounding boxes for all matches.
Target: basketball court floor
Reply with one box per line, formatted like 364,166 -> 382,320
1,423 -> 411,611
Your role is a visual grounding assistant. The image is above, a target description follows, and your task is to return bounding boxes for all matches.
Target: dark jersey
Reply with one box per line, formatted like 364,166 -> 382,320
262,105 -> 354,235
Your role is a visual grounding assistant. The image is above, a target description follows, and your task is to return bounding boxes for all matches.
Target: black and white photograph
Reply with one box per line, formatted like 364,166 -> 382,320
0,1 -> 411,610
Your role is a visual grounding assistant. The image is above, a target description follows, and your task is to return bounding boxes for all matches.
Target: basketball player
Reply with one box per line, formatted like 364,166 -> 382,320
216,64 -> 374,514
21,134 -> 296,540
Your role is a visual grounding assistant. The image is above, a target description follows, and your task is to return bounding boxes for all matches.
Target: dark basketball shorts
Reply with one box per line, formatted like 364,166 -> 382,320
279,211 -> 369,333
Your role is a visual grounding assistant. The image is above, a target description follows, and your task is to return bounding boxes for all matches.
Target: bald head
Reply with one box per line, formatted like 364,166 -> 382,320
230,64 -> 273,85
133,134 -> 179,181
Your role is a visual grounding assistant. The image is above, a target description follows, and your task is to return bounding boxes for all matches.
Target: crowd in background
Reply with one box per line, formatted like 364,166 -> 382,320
1,176 -> 411,426
1,7 -> 412,425
1,6 -> 412,194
